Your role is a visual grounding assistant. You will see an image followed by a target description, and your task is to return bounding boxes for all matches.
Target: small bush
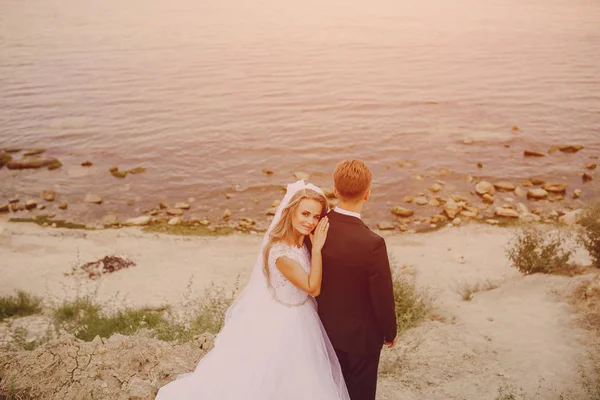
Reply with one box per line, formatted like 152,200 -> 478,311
578,200 -> 600,268
391,267 -> 432,335
506,227 -> 573,275
0,292 -> 42,322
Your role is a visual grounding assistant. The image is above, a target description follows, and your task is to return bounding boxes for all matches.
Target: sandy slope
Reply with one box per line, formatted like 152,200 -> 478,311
0,218 -> 596,399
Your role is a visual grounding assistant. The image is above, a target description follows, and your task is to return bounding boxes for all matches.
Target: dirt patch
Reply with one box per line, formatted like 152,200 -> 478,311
375,227 -> 594,399
0,332 -> 214,400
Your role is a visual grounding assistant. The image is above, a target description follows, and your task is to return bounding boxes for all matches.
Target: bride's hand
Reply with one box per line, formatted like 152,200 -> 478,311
309,216 -> 329,252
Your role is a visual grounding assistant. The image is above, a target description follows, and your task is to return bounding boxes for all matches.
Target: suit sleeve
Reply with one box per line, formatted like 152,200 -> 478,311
368,237 -> 397,342
303,235 -> 312,253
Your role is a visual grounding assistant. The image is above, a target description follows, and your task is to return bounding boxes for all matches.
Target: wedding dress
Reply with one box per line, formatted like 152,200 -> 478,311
155,181 -> 350,400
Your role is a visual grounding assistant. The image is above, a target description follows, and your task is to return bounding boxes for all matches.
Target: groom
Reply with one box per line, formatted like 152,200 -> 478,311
318,159 -> 397,400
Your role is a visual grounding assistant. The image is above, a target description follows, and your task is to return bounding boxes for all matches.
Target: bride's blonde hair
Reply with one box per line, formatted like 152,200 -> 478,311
263,189 -> 328,283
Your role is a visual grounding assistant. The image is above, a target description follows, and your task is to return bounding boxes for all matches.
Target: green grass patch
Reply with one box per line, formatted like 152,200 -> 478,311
142,222 -> 235,237
8,215 -> 87,230
50,279 -> 239,342
471,217 -> 541,229
0,292 -> 42,322
53,297 -> 166,341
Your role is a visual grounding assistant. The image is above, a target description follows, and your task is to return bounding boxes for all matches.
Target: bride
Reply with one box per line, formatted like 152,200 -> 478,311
155,181 -> 350,400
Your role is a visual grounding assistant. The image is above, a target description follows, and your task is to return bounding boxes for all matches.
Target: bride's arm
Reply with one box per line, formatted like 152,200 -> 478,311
275,217 -> 329,297
275,250 -> 322,297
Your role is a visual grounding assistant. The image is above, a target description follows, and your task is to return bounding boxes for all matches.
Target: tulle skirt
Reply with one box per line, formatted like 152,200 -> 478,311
155,296 -> 349,400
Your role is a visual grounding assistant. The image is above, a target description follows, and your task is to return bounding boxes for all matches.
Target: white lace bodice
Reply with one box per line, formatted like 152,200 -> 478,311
267,242 -> 312,307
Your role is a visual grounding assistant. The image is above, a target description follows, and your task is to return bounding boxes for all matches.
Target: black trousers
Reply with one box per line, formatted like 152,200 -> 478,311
334,348 -> 381,400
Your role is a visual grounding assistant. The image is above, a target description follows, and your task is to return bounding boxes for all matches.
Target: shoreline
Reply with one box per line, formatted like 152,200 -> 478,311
0,184 -> 596,237
1,146 -> 598,235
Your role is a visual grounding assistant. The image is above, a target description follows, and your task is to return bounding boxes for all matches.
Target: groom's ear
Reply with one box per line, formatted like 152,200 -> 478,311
333,187 -> 339,199
364,189 -> 371,201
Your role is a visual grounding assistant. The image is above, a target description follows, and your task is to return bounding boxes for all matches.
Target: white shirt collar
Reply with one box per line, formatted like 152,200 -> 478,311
333,206 -> 361,220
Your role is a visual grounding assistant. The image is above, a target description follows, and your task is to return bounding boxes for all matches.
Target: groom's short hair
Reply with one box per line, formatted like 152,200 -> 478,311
334,159 -> 372,201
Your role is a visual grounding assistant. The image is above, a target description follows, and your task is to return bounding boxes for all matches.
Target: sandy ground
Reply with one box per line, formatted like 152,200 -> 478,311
0,217 -> 597,399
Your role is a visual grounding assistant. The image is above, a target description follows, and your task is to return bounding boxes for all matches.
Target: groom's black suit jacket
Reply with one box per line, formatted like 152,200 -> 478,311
310,210 -> 397,355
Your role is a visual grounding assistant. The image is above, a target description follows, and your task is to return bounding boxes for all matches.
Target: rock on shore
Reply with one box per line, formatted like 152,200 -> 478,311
527,188 -> 548,200
6,157 -> 62,170
391,206 -> 414,217
42,190 -> 56,202
0,152 -> 12,168
124,216 -> 152,226
557,144 -> 584,153
84,195 -> 103,204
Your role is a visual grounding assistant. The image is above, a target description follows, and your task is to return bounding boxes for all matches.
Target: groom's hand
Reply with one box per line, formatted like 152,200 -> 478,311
383,336 -> 397,349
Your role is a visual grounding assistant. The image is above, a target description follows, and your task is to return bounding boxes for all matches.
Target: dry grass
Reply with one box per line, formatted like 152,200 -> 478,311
390,264 -> 433,335
378,338 -> 421,377
455,279 -> 499,301
578,353 -> 600,400
570,275 -> 600,336
154,278 -> 240,342
556,275 -> 600,400
578,200 -> 600,269
494,381 -> 543,400
0,377 -> 32,400
494,368 -> 600,400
